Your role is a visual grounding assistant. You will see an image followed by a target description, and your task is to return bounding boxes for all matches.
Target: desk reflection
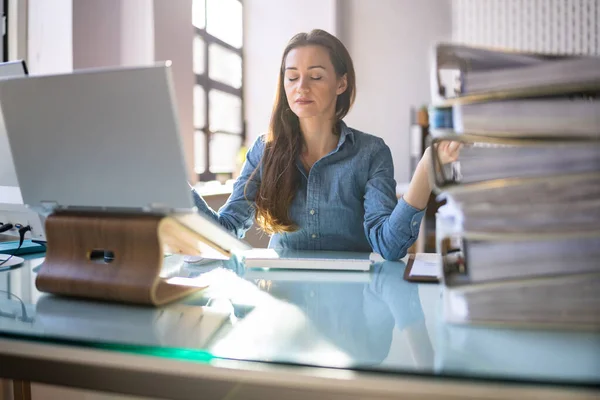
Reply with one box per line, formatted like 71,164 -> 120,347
216,257 -> 434,368
1,255 -> 435,372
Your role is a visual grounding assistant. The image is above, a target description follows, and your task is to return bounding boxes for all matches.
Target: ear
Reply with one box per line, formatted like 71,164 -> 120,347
336,73 -> 348,95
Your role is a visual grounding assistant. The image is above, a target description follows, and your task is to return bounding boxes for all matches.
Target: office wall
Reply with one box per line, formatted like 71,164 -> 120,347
27,0 -> 73,74
153,0 -> 195,183
243,0 -> 338,147
72,0 -> 122,69
32,0 -> 155,71
26,0 -> 195,183
243,0 -> 451,183
452,0 -> 600,55
339,0 -> 452,182
121,0 -> 155,66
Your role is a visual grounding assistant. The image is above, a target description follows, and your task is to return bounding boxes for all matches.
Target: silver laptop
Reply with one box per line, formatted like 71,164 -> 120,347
0,60 -> 46,241
0,60 -> 28,201
0,63 -> 251,255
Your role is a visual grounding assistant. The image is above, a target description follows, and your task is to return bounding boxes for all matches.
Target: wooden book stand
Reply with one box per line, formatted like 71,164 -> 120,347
36,211 -> 225,306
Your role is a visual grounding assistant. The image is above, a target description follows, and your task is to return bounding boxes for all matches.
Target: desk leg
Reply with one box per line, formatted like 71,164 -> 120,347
12,380 -> 31,400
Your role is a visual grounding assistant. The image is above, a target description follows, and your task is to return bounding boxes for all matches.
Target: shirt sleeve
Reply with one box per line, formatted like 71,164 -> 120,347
363,140 -> 426,260
192,135 -> 265,239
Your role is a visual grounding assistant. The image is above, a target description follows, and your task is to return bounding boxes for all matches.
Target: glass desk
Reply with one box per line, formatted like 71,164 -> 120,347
0,254 -> 598,399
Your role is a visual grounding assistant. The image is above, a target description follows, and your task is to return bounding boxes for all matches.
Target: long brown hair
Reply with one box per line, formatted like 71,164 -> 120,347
248,29 -> 356,235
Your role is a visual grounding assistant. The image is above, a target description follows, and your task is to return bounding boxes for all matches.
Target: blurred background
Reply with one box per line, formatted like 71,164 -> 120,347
6,0 -> 598,187
0,2 -> 598,398
4,0 -> 597,250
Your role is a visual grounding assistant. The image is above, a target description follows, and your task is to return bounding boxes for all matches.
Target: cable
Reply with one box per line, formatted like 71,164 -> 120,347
0,289 -> 34,323
31,240 -> 47,248
0,223 -> 14,233
0,225 -> 31,269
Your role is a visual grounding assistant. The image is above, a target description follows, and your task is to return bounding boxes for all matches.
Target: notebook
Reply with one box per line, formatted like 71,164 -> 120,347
244,268 -> 372,283
242,249 -> 373,271
403,253 -> 441,283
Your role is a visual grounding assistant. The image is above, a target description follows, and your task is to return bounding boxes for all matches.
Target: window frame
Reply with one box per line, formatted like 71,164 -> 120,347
194,0 -> 245,182
2,0 -> 8,61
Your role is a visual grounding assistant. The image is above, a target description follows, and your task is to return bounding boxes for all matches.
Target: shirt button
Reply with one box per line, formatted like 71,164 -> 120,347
310,209 -> 315,215
311,234 -> 317,239
413,221 -> 418,226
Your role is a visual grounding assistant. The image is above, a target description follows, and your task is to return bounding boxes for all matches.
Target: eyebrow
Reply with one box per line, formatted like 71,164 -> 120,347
284,65 -> 326,71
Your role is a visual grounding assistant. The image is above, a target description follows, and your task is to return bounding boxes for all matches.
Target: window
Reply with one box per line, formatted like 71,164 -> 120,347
193,0 -> 244,181
2,0 -> 7,61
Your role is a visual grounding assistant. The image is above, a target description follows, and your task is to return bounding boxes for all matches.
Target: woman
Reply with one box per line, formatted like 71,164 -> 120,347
193,29 -> 459,261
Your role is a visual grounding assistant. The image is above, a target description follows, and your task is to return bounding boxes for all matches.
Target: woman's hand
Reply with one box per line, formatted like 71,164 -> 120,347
435,140 -> 462,164
404,141 -> 463,210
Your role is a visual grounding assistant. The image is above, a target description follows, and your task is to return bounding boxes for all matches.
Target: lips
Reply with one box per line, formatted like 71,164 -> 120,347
295,98 -> 313,105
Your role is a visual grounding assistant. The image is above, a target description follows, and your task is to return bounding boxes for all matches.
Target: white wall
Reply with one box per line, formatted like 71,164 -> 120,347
25,0 -> 195,183
340,0 -> 452,182
243,0 -> 451,182
27,0 -> 73,74
153,0 -> 195,183
121,0 -> 155,66
452,0 -> 600,55
73,0 -> 122,69
243,0 -> 338,146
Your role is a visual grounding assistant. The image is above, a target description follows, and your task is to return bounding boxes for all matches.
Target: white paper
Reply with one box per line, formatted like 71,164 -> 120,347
410,253 -> 442,278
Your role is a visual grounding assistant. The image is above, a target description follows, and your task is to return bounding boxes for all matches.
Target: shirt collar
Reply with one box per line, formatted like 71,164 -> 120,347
336,120 -> 355,149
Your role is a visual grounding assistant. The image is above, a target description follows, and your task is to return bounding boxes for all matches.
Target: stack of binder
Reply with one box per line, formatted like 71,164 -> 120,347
430,43 -> 600,330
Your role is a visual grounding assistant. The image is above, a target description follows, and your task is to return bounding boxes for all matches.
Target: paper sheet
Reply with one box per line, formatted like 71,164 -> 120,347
410,253 -> 442,278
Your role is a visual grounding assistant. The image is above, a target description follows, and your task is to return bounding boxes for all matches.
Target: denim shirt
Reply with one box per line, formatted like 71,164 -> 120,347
192,121 -> 425,260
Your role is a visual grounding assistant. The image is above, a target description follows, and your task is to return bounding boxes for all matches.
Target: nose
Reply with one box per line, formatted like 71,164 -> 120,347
298,76 -> 310,93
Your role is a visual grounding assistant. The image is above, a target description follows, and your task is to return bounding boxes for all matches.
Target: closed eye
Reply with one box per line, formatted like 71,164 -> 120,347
287,77 -> 298,82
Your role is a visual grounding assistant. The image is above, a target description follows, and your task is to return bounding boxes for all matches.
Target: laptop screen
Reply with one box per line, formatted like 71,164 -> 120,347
0,64 -> 194,212
0,60 -> 28,203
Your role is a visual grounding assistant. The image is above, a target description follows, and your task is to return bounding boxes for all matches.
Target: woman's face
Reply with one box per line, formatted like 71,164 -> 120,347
283,45 -> 347,120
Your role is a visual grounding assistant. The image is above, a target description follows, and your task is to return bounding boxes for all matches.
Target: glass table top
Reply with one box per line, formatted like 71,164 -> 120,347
0,253 -> 598,387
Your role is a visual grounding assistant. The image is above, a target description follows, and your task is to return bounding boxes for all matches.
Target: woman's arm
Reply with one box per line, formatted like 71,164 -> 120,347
363,142 -> 424,260
402,147 -> 433,210
403,141 -> 461,210
192,136 -> 265,239
363,140 -> 460,261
